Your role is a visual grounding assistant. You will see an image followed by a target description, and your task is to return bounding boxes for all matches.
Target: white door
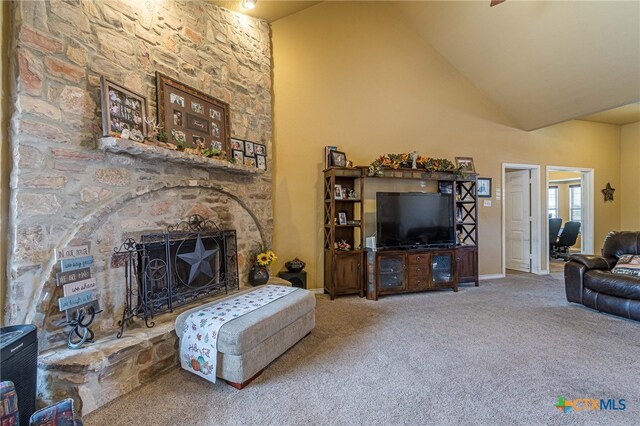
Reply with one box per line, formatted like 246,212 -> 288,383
506,170 -> 531,272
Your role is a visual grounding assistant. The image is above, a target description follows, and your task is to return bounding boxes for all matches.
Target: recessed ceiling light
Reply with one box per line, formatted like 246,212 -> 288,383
242,0 -> 256,10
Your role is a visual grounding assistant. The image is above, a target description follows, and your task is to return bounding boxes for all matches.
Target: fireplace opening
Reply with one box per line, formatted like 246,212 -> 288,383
114,215 -> 239,337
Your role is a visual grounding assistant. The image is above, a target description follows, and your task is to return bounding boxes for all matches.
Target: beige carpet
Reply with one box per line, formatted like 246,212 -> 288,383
85,273 -> 639,425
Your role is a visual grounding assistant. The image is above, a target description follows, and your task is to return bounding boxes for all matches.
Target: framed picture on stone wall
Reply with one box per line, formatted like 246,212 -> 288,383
156,72 -> 231,156
100,77 -> 148,142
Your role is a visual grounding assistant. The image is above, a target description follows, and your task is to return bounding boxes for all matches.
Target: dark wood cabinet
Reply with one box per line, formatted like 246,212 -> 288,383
325,167 -> 479,300
332,252 -> 363,297
367,249 -> 457,300
456,245 -> 478,286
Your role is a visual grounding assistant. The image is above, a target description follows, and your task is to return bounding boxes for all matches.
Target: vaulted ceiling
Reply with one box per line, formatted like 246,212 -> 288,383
217,1 -> 640,130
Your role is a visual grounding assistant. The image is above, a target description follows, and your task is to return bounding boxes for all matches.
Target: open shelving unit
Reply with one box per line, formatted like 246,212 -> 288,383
323,167 -> 364,299
323,167 -> 479,300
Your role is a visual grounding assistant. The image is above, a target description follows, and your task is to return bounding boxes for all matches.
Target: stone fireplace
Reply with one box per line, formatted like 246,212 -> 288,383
6,0 -> 274,413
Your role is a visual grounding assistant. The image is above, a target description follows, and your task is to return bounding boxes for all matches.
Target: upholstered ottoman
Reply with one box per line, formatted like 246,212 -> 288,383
175,285 -> 315,388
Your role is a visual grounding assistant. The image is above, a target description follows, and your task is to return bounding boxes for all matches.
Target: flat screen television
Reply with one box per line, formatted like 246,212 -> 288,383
376,192 -> 454,249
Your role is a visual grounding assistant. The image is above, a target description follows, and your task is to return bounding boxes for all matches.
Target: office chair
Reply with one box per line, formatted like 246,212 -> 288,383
552,221 -> 581,259
549,218 -> 562,253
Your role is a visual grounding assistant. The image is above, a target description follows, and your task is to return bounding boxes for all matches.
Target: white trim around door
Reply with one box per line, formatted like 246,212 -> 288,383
546,165 -> 595,260
502,163 -> 543,276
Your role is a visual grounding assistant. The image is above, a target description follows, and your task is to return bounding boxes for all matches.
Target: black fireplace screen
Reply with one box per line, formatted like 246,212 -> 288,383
113,215 -> 238,337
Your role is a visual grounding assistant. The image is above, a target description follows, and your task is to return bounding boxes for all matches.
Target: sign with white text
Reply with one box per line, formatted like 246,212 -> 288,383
58,290 -> 97,311
62,278 -> 97,297
60,256 -> 93,272
56,268 -> 91,286
55,245 -> 90,261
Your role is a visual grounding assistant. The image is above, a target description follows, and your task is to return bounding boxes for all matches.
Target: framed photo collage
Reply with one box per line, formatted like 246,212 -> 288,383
101,73 -> 268,171
156,72 -> 231,157
231,138 -> 267,171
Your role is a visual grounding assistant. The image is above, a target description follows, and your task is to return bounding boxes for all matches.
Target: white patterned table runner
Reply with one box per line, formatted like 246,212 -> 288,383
180,285 -> 298,383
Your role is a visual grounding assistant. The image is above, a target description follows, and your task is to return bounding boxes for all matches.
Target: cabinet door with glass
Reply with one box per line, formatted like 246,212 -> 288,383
377,254 -> 406,294
431,250 -> 457,291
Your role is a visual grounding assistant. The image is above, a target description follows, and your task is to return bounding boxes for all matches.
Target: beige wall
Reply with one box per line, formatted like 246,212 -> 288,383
1,0 -> 10,326
621,122 -> 640,230
271,1 -> 621,288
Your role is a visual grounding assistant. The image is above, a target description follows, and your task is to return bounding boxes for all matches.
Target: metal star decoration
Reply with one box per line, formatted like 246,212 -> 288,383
602,182 -> 615,202
177,235 -> 217,284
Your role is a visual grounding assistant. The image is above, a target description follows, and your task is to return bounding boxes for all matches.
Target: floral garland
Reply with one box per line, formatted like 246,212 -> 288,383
367,153 -> 461,177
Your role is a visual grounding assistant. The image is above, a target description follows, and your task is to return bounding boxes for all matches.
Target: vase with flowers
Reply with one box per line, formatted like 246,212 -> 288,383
248,245 -> 277,286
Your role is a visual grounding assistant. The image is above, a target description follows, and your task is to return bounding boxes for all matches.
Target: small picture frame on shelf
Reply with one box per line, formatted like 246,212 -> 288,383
254,143 -> 266,156
330,150 -> 347,167
101,77 -> 148,141
341,188 -> 348,200
232,149 -> 244,164
256,154 -> 267,171
334,184 -> 343,199
455,156 -> 475,172
477,177 -> 492,197
244,141 -> 255,157
231,138 -> 244,151
438,181 -> 453,194
338,211 -> 347,225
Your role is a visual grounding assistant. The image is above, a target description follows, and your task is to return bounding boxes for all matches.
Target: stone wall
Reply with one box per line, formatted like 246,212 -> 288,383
7,0 -> 273,351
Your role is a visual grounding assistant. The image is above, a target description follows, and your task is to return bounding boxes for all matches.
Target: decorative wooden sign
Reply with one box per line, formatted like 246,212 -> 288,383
58,290 -> 97,311
62,278 -> 97,297
60,256 -> 94,272
55,245 -> 89,261
55,245 -> 101,349
57,267 -> 91,286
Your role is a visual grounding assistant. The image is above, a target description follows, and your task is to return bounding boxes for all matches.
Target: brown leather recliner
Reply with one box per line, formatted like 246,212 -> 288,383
564,231 -> 640,321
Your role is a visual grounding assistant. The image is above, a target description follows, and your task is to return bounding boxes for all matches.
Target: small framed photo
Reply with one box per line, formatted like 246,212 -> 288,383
101,77 -> 147,141
173,110 -> 182,126
192,135 -> 205,147
438,181 -> 453,194
232,149 -> 244,164
244,141 -> 255,157
254,143 -> 266,156
341,188 -> 348,199
256,154 -> 267,171
244,157 -> 256,167
330,150 -> 347,167
455,157 -> 475,172
338,211 -> 347,225
231,138 -> 244,151
334,184 -> 343,199
477,177 -> 492,198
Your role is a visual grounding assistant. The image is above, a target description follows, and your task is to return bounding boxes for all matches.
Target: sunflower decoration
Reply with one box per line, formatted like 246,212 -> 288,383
255,246 -> 277,267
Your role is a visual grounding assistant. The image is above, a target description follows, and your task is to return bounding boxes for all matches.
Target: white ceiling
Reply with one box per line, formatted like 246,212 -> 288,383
217,1 -> 640,130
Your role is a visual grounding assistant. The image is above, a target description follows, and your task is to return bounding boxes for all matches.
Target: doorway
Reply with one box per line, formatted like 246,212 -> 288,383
502,164 -> 542,275
546,166 -> 594,263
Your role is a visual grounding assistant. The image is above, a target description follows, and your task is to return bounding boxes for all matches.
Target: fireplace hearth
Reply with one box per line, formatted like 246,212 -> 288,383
113,215 -> 238,337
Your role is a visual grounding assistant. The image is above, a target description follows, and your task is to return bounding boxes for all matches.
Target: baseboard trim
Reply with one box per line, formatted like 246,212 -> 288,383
306,288 -> 324,294
480,273 -> 505,280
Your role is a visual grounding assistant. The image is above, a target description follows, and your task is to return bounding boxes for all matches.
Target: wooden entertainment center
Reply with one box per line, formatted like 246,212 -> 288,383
323,167 -> 478,300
